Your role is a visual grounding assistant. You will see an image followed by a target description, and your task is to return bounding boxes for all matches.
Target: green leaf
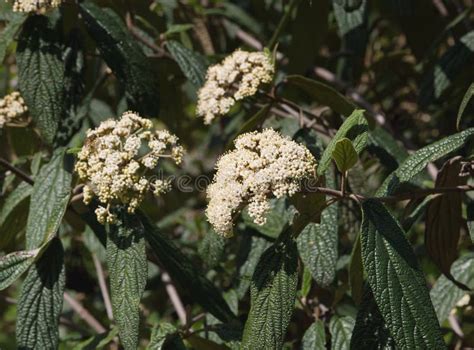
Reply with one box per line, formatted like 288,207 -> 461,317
141,213 -> 236,323
332,138 -> 358,172
107,214 -> 147,350
16,238 -> 66,350
236,234 -> 272,299
297,169 -> 338,287
302,320 -> 326,350
360,200 -> 445,349
147,322 -> 186,350
457,82 -> 474,130
430,253 -> 474,323
241,237 -> 298,350
301,267 -> 312,298
17,15 -> 65,144
419,31 -> 474,108
0,181 -> 31,248
329,315 -> 355,350
0,248 -> 39,290
0,14 -> 26,63
166,40 -> 208,88
286,75 -> 356,117
376,128 -> 474,196
198,229 -> 226,269
26,149 -> 72,250
163,24 -> 194,37
318,109 -> 368,176
79,2 -> 160,116
367,127 -> 408,171
205,3 -> 263,37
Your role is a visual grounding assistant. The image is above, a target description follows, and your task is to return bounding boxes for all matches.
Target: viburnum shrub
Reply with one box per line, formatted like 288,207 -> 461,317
0,1 -> 473,349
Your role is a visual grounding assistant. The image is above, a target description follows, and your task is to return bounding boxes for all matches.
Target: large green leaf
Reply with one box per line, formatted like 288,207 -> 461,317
17,15 -> 65,144
332,138 -> 359,172
0,14 -> 26,63
79,2 -> 160,116
297,169 -> 338,287
376,128 -> 474,196
360,200 -> 445,349
25,149 -> 72,250
286,75 -> 356,117
241,237 -> 298,350
107,214 -> 148,350
302,320 -> 326,350
16,238 -> 65,349
367,127 -> 408,171
198,229 -> 226,269
141,213 -> 235,323
236,234 -> 272,299
165,40 -> 207,88
430,253 -> 474,323
329,315 -> 355,350
0,248 -> 39,290
318,109 -> 368,175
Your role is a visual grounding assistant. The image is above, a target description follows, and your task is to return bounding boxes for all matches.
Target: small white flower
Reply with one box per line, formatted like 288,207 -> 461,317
0,92 -> 28,129
206,129 -> 317,236
196,50 -> 274,124
75,111 -> 184,224
12,0 -> 62,12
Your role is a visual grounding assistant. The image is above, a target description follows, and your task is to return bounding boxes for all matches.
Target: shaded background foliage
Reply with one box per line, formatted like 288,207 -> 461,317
0,0 -> 474,349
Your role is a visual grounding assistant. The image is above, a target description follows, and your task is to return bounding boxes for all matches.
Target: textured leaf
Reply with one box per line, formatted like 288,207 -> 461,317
425,157 -> 465,278
16,238 -> 65,350
457,82 -> 474,130
166,40 -> 207,87
367,127 -> 408,171
329,315 -> 355,350
0,14 -> 26,63
332,138 -> 358,172
241,238 -> 298,350
80,2 -> 160,115
319,109 -> 368,175
360,200 -> 445,349
286,75 -> 356,117
0,248 -> 39,290
236,234 -> 272,298
107,214 -> 147,350
26,149 -> 72,250
0,181 -> 32,228
349,234 -> 363,304
17,15 -> 65,144
147,322 -> 186,350
198,229 -> 226,269
350,286 -> 395,350
141,213 -> 235,323
419,31 -> 474,108
297,169 -> 338,287
376,128 -> 474,196
302,320 -> 326,350
431,253 -> 474,323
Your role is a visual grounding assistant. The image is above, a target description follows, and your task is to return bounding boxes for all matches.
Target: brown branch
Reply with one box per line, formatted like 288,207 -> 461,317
161,272 -> 187,324
92,254 -> 113,321
64,292 -> 107,333
0,157 -> 34,185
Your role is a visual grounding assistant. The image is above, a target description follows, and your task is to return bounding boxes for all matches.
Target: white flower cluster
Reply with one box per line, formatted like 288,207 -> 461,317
12,0 -> 62,12
0,92 -> 28,129
196,50 -> 274,124
75,111 -> 185,224
206,129 -> 317,237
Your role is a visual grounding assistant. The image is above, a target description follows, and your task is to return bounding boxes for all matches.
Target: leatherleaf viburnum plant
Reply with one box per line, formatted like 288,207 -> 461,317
1,1 -> 474,349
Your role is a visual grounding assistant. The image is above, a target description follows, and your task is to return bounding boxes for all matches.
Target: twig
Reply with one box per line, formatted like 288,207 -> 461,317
0,157 -> 34,185
161,272 -> 187,324
64,292 -> 107,333
267,0 -> 301,50
92,254 -> 114,321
